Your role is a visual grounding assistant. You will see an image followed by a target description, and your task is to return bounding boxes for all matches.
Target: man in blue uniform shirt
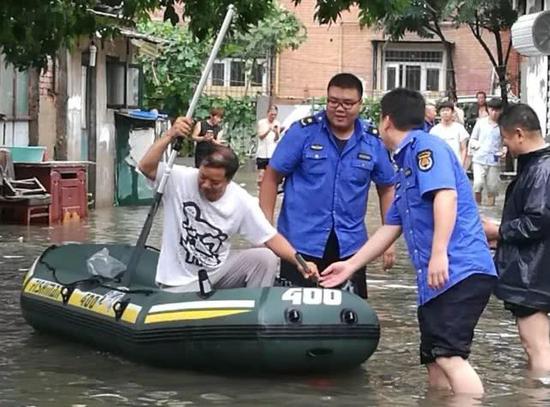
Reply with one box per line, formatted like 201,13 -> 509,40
259,73 -> 395,298
320,88 -> 497,394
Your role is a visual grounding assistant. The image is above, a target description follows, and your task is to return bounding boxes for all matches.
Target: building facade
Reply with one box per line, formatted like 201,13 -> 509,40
276,0 -> 519,102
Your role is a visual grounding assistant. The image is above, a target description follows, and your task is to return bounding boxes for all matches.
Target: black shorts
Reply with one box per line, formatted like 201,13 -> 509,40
256,158 -> 270,170
417,273 -> 496,365
504,302 -> 548,318
279,230 -> 368,298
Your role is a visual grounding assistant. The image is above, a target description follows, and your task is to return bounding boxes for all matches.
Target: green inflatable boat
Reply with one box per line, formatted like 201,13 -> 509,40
20,243 -> 380,373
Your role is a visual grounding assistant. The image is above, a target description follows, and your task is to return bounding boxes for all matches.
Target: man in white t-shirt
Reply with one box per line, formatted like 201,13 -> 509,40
469,98 -> 504,206
256,105 -> 281,187
430,100 -> 469,167
139,117 -> 318,293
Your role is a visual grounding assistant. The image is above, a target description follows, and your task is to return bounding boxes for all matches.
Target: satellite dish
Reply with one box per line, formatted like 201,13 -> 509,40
512,10 -> 550,56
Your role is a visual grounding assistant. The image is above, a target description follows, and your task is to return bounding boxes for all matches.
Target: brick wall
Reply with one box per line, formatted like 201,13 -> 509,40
277,0 -> 518,100
39,57 -> 55,97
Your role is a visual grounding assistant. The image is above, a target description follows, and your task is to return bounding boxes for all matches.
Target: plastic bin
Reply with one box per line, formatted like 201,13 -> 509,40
5,146 -> 46,162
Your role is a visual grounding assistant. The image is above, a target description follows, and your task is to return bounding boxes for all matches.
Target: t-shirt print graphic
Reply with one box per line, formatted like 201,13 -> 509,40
179,201 -> 229,268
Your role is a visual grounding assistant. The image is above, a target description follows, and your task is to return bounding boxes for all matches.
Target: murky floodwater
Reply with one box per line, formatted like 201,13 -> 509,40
1,167 -> 549,406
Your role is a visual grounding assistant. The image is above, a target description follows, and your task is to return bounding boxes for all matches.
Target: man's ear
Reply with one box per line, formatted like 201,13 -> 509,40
516,127 -> 525,142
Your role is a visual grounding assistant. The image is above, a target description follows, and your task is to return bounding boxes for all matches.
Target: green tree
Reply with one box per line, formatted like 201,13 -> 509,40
450,0 -> 517,104
137,21 -> 207,117
378,0 -> 458,99
291,0 -> 408,26
226,5 -> 307,95
0,0 -> 275,69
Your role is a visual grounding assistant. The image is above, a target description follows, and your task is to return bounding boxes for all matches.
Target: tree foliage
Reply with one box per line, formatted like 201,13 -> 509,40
451,0 -> 517,103
137,6 -> 306,160
137,5 -> 305,115
291,0 -> 408,26
371,0 -> 458,97
0,0 -> 275,69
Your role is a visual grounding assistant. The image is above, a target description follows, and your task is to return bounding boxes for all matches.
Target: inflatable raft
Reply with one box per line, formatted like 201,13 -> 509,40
21,243 -> 380,372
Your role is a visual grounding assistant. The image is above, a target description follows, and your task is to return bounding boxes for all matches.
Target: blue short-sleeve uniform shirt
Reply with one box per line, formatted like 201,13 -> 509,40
269,111 -> 395,259
385,129 -> 496,305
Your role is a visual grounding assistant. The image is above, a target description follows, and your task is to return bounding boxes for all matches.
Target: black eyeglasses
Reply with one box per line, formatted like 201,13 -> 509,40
327,98 -> 361,110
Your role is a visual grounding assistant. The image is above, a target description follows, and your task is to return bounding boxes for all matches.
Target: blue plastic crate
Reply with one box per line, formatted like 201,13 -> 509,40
6,146 -> 46,162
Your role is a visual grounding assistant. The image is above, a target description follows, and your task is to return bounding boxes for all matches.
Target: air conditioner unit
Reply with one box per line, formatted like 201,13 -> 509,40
511,10 -> 550,56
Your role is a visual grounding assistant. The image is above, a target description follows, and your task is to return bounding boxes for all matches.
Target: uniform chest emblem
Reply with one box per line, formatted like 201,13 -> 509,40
310,144 -> 324,151
357,152 -> 372,161
417,150 -> 433,172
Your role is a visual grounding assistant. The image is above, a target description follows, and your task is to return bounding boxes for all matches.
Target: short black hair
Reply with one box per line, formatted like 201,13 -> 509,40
327,73 -> 363,98
476,91 -> 487,98
380,88 -> 425,131
437,100 -> 455,112
498,103 -> 542,133
201,145 -> 240,180
486,98 -> 503,110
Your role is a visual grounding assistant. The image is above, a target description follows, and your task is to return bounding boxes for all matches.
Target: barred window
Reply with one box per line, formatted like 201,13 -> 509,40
385,50 -> 443,63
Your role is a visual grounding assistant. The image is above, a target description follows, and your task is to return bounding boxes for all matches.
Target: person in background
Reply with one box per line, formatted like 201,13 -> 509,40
259,73 -> 396,298
430,101 -> 470,167
191,107 -> 225,168
321,88 -> 496,395
484,103 -> 550,379
469,98 -> 504,206
476,91 -> 489,120
424,103 -> 437,133
448,94 -> 465,126
138,117 -> 318,293
256,105 -> 281,187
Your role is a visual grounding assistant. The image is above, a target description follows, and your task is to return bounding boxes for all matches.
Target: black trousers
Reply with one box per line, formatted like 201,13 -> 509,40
280,230 -> 368,298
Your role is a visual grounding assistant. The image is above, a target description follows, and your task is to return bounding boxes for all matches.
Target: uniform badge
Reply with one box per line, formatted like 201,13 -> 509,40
357,152 -> 372,161
310,144 -> 324,151
365,124 -> 380,137
300,116 -> 315,127
417,150 -> 433,172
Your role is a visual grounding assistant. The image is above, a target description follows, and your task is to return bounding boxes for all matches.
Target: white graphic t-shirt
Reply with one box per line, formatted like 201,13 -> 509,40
150,163 -> 277,290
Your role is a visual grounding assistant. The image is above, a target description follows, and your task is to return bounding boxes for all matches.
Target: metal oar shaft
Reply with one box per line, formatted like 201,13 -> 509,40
123,5 -> 235,286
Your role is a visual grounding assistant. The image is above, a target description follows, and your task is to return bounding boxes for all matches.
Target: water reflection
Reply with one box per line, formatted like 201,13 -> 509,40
0,169 -> 542,405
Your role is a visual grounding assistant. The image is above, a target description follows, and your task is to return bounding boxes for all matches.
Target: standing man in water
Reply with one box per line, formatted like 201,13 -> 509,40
484,103 -> 550,377
259,73 -> 396,298
321,88 -> 496,395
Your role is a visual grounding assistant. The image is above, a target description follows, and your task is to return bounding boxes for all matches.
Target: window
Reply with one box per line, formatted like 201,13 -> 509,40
382,47 -> 445,93
426,69 -> 440,91
0,55 -> 29,119
208,58 -> 267,90
230,60 -> 245,87
211,62 -> 225,86
405,65 -> 421,91
251,63 -> 264,87
385,50 -> 443,63
106,58 -> 142,108
0,54 -> 30,145
386,67 -> 397,90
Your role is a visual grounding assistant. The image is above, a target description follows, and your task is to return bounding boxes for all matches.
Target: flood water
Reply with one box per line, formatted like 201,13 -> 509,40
1,167 -> 549,406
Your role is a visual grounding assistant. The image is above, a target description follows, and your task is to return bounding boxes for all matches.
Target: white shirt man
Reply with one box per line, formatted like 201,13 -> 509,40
430,102 -> 469,166
138,117 -> 319,292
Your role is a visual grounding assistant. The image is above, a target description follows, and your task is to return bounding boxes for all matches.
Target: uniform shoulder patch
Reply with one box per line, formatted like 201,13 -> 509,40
300,116 -> 315,127
365,124 -> 380,137
417,149 -> 434,172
